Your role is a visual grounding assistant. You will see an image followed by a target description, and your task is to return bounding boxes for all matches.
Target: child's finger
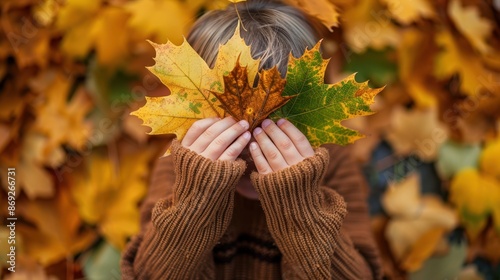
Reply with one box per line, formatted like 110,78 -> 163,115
218,131 -> 251,161
202,120 -> 249,160
182,117 -> 219,147
189,117 -> 236,154
249,142 -> 272,174
276,119 -> 314,158
253,127 -> 288,172
261,119 -> 303,166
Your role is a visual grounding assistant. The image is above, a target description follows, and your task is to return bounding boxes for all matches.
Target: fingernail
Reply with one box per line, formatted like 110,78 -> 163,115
250,142 -> 258,151
239,120 -> 249,129
243,131 -> 251,139
277,119 -> 286,126
261,119 -> 272,128
253,127 -> 263,135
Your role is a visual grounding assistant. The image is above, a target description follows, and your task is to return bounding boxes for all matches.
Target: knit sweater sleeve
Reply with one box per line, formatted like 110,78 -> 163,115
251,146 -> 381,279
121,140 -> 246,279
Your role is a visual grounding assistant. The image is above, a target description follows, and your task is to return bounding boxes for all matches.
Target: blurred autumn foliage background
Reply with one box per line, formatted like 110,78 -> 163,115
1,0 -> 500,279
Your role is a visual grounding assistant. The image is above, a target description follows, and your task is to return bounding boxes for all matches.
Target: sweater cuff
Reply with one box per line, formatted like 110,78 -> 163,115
251,147 -> 330,217
170,140 -> 247,208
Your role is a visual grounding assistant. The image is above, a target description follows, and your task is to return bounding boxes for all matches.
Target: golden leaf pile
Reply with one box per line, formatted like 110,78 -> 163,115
0,0 -> 500,278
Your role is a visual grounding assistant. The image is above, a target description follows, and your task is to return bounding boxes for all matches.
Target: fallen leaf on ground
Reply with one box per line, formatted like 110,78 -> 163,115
385,106 -> 448,161
17,186 -> 98,265
71,149 -> 153,249
380,0 -> 435,25
448,0 -> 494,54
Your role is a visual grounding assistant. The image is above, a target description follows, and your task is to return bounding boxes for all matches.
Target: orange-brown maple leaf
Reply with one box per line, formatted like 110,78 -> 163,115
214,61 -> 292,130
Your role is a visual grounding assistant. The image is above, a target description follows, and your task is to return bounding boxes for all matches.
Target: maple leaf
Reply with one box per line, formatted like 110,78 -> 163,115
31,72 -> 92,153
434,30 -> 499,97
125,0 -> 193,45
71,150 -> 154,250
385,106 -> 448,161
479,137 -> 500,180
450,168 -> 500,239
213,62 -> 291,130
2,3 -> 50,69
341,0 -> 400,52
398,29 -> 439,108
17,187 -> 98,265
131,26 -> 260,141
380,0 -> 435,25
57,3 -> 130,66
270,42 -> 383,147
448,0 -> 494,54
284,0 -> 339,31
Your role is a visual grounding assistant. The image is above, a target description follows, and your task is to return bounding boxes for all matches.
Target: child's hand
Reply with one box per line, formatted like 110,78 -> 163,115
250,119 -> 314,174
181,117 -> 251,161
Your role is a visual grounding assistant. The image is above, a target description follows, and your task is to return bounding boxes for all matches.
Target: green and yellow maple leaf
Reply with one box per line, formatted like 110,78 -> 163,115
270,42 -> 383,146
131,25 -> 260,141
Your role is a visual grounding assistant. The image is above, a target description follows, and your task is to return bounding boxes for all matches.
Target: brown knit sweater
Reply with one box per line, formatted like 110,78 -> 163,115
121,140 -> 381,279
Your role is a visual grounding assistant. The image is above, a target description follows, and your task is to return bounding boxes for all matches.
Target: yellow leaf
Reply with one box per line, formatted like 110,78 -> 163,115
398,29 -> 438,107
401,227 -> 447,272
71,150 -> 153,249
125,0 -> 193,45
2,6 -> 51,68
228,0 -> 246,2
285,0 -> 339,31
17,187 -> 98,265
380,0 -> 435,25
16,131 -> 66,199
434,30 -> 499,97
448,0 -> 494,54
213,63 -> 290,130
92,7 -> 130,66
32,73 -> 92,152
132,25 -> 260,141
450,168 -> 500,239
57,3 -> 130,66
385,106 -> 448,161
341,0 -> 400,52
480,138 -> 500,179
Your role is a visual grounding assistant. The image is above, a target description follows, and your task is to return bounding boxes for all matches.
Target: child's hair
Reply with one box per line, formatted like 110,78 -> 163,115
187,0 -> 318,76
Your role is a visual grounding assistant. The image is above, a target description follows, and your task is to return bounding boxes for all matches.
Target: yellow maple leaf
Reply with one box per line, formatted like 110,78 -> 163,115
57,2 -> 130,66
385,106 -> 448,161
434,30 -> 499,97
16,131 -> 66,199
380,0 -> 435,25
31,72 -> 92,153
480,137 -> 500,180
450,168 -> 500,239
285,0 -> 339,31
448,0 -> 494,54
71,150 -> 153,249
17,187 -> 98,265
398,29 -> 438,107
213,62 -> 291,130
125,0 -> 193,45
132,25 -> 260,141
341,0 -> 400,52
2,3 -> 50,69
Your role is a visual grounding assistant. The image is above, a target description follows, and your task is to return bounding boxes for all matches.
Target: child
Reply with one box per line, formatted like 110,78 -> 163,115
121,1 -> 381,279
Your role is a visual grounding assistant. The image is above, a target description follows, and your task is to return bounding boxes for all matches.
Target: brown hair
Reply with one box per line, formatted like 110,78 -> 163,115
187,0 -> 318,77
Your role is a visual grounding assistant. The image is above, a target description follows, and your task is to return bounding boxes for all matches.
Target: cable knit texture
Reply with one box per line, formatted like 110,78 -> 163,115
121,140 -> 382,279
